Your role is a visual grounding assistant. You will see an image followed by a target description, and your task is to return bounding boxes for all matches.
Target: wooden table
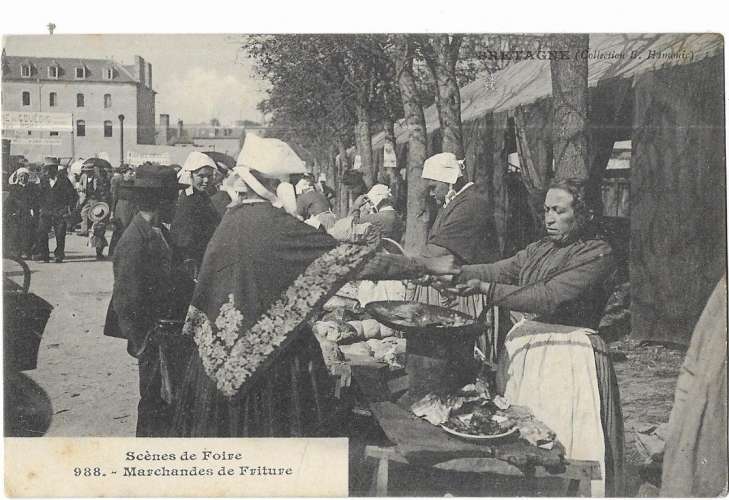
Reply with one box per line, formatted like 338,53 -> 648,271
365,445 -> 601,496
348,355 -> 601,497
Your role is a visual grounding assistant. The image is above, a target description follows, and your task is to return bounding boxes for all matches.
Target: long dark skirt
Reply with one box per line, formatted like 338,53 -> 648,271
169,330 -> 335,437
589,335 -> 625,497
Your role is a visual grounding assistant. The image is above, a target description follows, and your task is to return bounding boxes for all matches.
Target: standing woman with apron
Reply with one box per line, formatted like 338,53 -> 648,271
408,152 -> 501,358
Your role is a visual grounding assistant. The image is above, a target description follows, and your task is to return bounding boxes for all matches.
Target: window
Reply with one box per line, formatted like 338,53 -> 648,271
76,120 -> 86,137
27,131 -> 32,136
76,93 -> 84,107
75,66 -> 86,79
104,120 -> 113,137
22,91 -> 30,106
49,92 -> 57,107
20,64 -> 31,78
50,131 -> 59,136
104,94 -> 112,108
105,68 -> 114,80
48,66 -> 59,79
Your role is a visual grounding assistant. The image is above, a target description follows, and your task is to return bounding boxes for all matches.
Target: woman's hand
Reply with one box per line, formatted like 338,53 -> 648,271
423,255 -> 460,276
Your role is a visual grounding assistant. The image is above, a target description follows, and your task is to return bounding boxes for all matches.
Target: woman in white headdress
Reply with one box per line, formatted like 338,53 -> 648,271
295,175 -> 336,230
4,167 -> 39,258
170,135 -> 341,437
170,152 -> 221,271
349,183 -> 403,241
170,135 -> 457,437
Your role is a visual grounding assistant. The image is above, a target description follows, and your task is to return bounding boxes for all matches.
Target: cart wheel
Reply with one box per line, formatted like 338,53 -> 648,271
3,256 -> 31,294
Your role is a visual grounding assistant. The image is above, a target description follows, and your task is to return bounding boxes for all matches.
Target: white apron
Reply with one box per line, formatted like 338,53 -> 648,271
496,317 -> 606,496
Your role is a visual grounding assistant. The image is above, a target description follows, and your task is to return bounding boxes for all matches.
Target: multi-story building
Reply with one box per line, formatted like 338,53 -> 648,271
1,53 -> 156,165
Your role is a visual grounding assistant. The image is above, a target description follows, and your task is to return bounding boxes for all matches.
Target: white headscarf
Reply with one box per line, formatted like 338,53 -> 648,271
295,177 -> 314,195
277,182 -> 299,217
421,152 -> 464,185
234,135 -> 307,208
179,151 -> 216,194
366,184 -> 392,208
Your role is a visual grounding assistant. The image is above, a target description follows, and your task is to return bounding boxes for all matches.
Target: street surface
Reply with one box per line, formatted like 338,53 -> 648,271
20,231 -> 137,436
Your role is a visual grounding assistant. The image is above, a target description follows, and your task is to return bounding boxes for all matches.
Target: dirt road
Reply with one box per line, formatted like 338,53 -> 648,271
21,232 -> 137,436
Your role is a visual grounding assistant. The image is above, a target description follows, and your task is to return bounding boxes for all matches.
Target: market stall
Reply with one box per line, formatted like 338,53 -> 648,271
313,296 -> 602,496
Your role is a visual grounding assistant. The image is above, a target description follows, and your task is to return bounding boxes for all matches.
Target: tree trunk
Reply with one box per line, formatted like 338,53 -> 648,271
335,137 -> 350,216
550,34 -> 589,180
355,103 -> 375,189
421,35 -> 464,158
378,117 -> 397,185
394,35 -> 430,255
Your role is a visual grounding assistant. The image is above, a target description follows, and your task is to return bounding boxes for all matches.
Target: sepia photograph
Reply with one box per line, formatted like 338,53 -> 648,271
1,22 -> 727,498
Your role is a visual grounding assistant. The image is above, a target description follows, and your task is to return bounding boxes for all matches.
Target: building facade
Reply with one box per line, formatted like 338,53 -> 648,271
1,53 -> 156,165
156,116 -> 249,159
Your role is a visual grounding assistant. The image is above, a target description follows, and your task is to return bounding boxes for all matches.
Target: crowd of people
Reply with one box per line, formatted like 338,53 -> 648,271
92,132 -> 631,494
5,133 -> 634,494
3,158 -> 134,262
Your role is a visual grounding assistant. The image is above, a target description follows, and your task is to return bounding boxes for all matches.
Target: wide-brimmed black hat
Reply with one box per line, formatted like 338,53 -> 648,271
118,164 -> 187,202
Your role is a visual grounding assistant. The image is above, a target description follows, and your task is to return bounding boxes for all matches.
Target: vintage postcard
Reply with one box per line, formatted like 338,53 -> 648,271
1,31 -> 726,497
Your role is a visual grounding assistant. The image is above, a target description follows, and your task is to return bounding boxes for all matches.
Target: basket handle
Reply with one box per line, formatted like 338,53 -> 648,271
6,256 -> 31,294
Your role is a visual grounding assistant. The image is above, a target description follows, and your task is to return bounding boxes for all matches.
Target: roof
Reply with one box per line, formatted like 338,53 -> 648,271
373,33 -> 723,149
2,55 -> 142,84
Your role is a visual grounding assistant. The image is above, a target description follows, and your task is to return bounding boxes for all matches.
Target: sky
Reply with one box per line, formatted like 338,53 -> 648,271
2,34 -> 268,126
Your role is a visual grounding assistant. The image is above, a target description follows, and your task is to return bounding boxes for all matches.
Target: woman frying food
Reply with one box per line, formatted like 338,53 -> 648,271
446,177 -> 623,496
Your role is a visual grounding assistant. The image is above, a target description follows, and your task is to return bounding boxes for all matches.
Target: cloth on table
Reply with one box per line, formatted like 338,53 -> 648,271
357,279 -> 406,337
495,318 -> 608,496
368,400 -> 565,469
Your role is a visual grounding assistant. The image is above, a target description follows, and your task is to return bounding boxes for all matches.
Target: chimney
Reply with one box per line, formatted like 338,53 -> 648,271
135,55 -> 146,86
158,114 -> 169,145
177,119 -> 184,140
147,62 -> 153,89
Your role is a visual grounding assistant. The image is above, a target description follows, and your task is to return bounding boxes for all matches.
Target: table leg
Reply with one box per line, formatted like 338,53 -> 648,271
577,477 -> 591,497
369,456 -> 389,496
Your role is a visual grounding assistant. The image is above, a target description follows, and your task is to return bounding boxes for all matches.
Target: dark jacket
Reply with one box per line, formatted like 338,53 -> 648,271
210,190 -> 232,218
3,183 -> 39,253
352,208 -> 404,242
170,189 -> 220,265
111,179 -> 138,227
37,175 -> 77,216
296,189 -> 331,219
104,213 -> 175,357
428,184 -> 499,264
459,237 -> 615,329
80,172 -> 111,205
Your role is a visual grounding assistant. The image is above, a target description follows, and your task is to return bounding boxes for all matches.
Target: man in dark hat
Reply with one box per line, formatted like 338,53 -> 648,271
103,164 -> 187,437
33,161 -> 78,263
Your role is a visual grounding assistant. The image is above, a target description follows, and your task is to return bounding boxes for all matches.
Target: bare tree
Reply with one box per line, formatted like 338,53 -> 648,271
550,34 -> 589,180
418,35 -> 465,158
